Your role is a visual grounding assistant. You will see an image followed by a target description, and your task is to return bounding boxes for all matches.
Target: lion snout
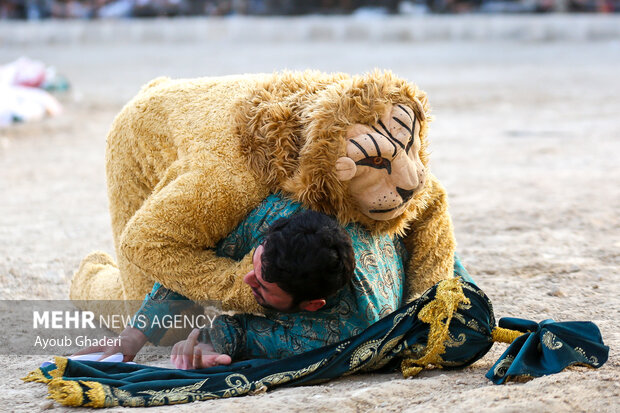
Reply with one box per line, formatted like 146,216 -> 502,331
396,187 -> 415,203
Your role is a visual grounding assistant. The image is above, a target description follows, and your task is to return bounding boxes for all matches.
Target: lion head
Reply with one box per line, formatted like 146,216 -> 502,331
237,70 -> 432,235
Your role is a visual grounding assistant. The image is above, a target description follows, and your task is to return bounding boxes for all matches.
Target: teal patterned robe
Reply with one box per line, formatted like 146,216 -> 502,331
133,193 -> 471,359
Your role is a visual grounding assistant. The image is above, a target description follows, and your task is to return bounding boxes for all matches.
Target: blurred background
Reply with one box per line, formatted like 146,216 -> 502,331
1,0 -> 618,20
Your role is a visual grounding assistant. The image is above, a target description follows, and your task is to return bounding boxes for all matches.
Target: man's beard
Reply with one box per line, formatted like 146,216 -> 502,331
252,287 -> 299,313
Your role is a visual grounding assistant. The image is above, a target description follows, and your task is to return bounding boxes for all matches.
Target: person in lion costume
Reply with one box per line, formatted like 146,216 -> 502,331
70,70 -> 460,319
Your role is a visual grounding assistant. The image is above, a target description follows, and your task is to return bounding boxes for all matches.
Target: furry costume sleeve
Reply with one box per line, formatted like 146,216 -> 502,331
401,175 -> 456,301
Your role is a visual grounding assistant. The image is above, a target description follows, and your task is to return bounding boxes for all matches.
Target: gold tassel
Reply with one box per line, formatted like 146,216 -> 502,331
492,326 -> 524,344
400,364 -> 423,378
21,356 -> 69,384
47,378 -> 84,407
401,278 -> 469,378
21,368 -> 49,384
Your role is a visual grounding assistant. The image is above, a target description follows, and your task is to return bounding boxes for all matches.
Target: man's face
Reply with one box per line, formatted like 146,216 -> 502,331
243,244 -> 295,312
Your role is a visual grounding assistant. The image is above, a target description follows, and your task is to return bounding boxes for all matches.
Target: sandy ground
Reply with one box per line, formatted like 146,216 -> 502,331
1,32 -> 619,412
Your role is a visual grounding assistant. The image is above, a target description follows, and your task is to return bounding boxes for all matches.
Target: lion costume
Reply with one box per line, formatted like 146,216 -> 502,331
70,70 -> 456,315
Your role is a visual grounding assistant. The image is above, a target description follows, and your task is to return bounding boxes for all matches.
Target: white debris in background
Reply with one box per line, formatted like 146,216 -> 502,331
0,57 -> 68,127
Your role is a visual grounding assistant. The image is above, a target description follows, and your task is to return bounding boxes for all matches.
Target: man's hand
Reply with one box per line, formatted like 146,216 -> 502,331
71,327 -> 148,362
170,328 -> 232,370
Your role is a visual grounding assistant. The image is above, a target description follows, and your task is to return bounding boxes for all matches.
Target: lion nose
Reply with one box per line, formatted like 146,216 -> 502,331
396,187 -> 415,203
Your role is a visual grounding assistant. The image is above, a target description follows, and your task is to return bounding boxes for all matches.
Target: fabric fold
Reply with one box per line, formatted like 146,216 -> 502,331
486,318 -> 609,384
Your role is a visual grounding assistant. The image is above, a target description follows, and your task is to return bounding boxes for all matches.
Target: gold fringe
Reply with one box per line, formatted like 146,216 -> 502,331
401,278 -> 469,378
504,374 -> 534,384
21,368 -> 49,384
401,365 -> 423,378
47,378 -> 84,407
248,385 -> 268,396
492,327 -> 524,344
21,356 -> 69,384
83,381 -> 107,408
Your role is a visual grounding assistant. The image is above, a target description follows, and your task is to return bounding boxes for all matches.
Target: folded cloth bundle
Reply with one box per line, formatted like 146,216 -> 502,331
486,317 -> 608,384
23,279 -> 608,408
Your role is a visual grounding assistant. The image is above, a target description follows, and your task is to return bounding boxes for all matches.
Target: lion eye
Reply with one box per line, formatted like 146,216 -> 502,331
355,157 -> 392,174
406,135 -> 416,153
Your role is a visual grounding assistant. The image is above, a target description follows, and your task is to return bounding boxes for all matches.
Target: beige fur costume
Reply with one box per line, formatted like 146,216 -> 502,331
70,70 -> 456,315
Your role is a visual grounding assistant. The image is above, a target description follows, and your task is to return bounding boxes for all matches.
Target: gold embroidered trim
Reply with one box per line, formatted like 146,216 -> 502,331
492,327 -> 524,344
400,277 -> 469,378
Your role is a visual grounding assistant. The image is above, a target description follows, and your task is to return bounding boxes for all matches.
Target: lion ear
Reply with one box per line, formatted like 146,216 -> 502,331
412,97 -> 426,122
335,157 -> 357,181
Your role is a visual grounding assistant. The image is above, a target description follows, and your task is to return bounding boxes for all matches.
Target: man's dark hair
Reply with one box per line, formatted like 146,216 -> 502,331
261,210 -> 355,305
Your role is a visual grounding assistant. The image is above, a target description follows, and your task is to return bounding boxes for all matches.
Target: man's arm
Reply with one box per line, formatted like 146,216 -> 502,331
72,282 -> 193,360
207,313 -> 347,360
130,282 -> 198,345
169,313 -> 336,369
